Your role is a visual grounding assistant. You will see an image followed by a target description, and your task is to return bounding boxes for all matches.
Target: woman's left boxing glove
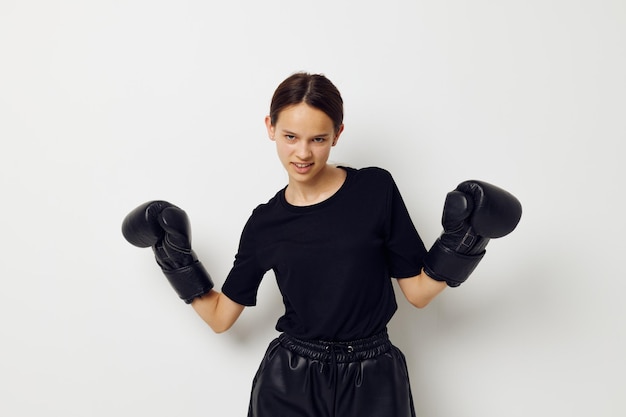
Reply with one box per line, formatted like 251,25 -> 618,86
423,181 -> 522,287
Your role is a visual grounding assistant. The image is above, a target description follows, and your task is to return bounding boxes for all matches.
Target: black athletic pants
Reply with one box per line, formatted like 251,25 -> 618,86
247,330 -> 416,417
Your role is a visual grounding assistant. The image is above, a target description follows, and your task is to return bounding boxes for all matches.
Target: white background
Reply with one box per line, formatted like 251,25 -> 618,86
1,1 -> 624,416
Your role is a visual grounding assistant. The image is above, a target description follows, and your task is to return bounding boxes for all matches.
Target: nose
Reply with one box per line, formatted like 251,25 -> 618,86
295,140 -> 313,160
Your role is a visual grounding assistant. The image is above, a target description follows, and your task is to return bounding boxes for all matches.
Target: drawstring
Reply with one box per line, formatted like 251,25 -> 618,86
278,330 -> 391,389
278,330 -> 391,363
277,331 -> 393,414
325,343 -> 355,388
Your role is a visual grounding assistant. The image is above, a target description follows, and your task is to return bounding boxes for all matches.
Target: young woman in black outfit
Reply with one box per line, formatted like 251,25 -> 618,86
122,72 -> 521,417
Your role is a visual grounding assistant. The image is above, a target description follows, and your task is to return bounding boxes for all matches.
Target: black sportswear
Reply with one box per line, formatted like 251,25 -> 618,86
222,166 -> 426,341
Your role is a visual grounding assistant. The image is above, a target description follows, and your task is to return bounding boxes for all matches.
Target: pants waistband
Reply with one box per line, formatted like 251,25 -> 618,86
278,330 -> 392,363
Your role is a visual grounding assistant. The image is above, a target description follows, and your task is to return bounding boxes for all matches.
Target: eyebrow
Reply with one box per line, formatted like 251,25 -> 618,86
281,129 -> 331,137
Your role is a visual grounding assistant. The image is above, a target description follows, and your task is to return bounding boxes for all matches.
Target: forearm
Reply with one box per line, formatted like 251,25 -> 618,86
397,269 -> 447,309
191,290 -> 245,333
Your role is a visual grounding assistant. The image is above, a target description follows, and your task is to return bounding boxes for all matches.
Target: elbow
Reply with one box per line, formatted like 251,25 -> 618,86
209,321 -> 234,334
409,297 -> 432,309
210,327 -> 227,334
406,286 -> 443,309
399,271 -> 447,309
192,291 -> 242,334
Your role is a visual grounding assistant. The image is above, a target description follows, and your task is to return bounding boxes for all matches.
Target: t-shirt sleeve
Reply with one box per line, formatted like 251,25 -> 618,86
221,210 -> 268,306
382,172 -> 428,278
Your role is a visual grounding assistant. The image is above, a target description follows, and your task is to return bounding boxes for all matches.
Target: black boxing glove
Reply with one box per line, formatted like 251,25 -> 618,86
122,201 -> 214,303
423,181 -> 522,287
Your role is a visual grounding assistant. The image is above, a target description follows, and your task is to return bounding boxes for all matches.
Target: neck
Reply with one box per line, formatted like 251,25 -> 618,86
286,165 -> 346,206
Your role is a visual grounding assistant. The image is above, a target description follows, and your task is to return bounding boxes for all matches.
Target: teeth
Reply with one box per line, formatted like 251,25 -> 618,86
294,163 -> 311,168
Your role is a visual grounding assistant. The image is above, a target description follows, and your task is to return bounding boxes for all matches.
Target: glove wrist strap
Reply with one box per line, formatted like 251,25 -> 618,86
162,261 -> 215,303
423,239 -> 485,287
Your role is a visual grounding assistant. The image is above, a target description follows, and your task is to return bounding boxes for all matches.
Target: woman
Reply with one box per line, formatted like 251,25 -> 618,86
122,72 -> 521,417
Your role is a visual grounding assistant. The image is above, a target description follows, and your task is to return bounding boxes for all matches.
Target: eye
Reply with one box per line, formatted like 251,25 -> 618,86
312,137 -> 326,143
285,135 -> 296,141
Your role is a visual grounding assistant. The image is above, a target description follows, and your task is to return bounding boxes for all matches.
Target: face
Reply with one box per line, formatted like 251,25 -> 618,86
266,102 -> 344,185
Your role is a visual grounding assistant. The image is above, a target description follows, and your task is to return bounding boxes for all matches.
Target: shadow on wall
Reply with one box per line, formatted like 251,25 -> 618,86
388,246 -> 560,370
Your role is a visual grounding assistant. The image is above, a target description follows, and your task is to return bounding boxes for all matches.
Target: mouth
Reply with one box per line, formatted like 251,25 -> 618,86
292,162 -> 313,168
291,162 -> 314,173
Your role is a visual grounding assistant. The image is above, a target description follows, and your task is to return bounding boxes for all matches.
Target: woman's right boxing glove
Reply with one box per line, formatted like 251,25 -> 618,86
122,200 -> 214,303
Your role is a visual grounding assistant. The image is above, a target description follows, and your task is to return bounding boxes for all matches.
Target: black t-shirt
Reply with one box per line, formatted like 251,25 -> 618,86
221,166 -> 426,341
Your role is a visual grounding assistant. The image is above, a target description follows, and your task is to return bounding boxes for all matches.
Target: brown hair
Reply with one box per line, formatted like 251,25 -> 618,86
269,72 -> 344,133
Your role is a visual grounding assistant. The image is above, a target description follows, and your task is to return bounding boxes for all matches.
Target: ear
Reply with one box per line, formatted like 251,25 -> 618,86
265,116 -> 275,141
332,124 -> 345,146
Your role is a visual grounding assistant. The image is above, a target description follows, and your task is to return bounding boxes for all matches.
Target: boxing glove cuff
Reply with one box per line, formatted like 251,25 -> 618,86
162,261 -> 215,304
423,239 -> 486,287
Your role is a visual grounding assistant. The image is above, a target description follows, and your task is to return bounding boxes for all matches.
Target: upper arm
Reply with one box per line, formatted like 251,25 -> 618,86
396,269 -> 447,309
